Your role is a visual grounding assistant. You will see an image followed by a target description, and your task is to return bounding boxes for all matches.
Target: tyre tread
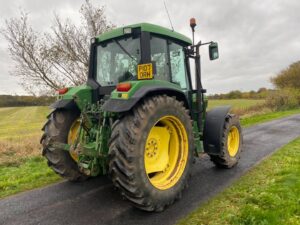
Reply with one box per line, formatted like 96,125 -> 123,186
109,95 -> 193,211
41,109 -> 87,182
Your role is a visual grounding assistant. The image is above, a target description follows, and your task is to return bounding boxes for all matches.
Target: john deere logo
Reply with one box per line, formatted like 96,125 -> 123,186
138,63 -> 153,80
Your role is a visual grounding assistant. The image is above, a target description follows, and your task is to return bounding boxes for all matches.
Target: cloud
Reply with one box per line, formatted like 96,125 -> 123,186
0,0 -> 299,94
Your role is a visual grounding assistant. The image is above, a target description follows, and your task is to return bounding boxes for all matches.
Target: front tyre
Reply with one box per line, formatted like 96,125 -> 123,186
209,114 -> 243,168
108,95 -> 194,211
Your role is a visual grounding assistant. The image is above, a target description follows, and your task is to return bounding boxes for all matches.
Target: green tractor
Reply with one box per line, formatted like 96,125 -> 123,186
41,18 -> 242,211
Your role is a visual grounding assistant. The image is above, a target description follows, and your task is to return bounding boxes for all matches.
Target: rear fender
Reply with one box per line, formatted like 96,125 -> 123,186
102,81 -> 189,113
203,106 -> 231,155
50,85 -> 92,111
50,99 -> 78,110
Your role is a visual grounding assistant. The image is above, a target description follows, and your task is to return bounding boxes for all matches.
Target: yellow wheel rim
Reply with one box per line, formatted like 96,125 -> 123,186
227,126 -> 240,157
68,119 -> 80,161
144,116 -> 189,190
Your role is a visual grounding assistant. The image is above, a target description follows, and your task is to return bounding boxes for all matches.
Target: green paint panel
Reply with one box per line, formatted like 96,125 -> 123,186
96,23 -> 192,45
110,80 -> 183,100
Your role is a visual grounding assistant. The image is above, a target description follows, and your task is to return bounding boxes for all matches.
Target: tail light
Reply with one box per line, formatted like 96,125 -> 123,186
116,83 -> 131,92
57,88 -> 69,95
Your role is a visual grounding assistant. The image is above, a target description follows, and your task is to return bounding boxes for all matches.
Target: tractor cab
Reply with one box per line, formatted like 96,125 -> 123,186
88,23 -> 219,123
88,23 -> 195,96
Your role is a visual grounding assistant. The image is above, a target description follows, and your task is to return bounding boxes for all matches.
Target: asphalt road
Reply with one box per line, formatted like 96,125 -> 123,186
1,114 -> 300,225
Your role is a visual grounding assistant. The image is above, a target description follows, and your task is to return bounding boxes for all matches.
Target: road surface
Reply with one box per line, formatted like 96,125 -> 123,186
1,114 -> 300,225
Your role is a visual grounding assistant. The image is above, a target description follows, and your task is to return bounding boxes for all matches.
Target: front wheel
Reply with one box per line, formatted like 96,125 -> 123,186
209,114 -> 243,168
108,95 -> 194,211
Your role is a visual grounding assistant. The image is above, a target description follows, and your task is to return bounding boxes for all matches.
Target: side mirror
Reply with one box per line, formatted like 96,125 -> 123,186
209,42 -> 219,60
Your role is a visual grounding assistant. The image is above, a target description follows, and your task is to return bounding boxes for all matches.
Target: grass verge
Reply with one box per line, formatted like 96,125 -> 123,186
0,156 -> 61,198
0,107 -> 61,199
177,137 -> 300,225
241,108 -> 300,127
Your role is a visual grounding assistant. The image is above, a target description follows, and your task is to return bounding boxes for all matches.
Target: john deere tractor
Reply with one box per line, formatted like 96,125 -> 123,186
41,19 -> 242,211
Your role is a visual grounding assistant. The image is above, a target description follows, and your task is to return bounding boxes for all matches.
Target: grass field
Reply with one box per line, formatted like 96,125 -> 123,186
178,137 -> 300,225
207,99 -> 264,110
0,106 -> 50,166
0,101 -> 299,199
241,108 -> 300,127
0,106 -> 49,140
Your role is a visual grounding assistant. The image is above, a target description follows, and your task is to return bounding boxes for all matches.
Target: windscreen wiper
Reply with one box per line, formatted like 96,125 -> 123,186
113,39 -> 137,62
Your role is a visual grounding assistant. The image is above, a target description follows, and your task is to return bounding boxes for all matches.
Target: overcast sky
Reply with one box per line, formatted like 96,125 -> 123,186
0,0 -> 300,95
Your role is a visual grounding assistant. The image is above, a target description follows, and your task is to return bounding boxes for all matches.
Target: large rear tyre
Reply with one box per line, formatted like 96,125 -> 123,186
108,95 -> 194,211
40,109 -> 88,181
209,114 -> 243,168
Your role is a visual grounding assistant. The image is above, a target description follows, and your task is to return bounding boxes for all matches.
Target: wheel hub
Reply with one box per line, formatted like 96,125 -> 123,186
144,127 -> 170,174
145,138 -> 158,158
144,116 -> 189,190
68,119 -> 81,161
227,126 -> 240,157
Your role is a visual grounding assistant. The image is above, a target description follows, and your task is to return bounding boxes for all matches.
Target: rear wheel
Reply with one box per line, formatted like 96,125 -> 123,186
209,114 -> 243,168
108,95 -> 194,211
41,109 -> 88,181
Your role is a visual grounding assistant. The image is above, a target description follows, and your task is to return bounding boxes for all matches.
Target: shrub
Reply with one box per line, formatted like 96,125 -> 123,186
271,61 -> 300,89
265,88 -> 300,111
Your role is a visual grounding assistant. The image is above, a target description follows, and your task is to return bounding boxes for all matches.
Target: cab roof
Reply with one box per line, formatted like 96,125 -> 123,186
95,23 -> 192,45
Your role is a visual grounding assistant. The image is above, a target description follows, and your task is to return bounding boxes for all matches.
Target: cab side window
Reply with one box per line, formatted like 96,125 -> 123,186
150,36 -> 170,81
169,42 -> 188,89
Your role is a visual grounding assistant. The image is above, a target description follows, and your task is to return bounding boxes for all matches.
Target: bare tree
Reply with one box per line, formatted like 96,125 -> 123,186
1,0 -> 114,95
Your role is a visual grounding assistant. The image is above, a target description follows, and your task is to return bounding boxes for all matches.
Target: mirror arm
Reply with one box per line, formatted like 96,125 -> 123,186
199,41 -> 213,46
190,41 -> 213,49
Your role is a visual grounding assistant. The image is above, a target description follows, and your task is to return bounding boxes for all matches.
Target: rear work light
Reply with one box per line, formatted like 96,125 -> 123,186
116,83 -> 131,92
123,27 -> 132,34
57,88 -> 69,95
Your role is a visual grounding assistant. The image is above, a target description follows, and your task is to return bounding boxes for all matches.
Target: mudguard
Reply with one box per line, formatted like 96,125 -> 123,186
102,98 -> 138,112
203,106 -> 231,155
102,85 -> 189,113
50,99 -> 79,110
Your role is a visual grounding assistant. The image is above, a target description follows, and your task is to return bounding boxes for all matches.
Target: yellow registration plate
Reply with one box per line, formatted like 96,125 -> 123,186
137,63 -> 153,80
